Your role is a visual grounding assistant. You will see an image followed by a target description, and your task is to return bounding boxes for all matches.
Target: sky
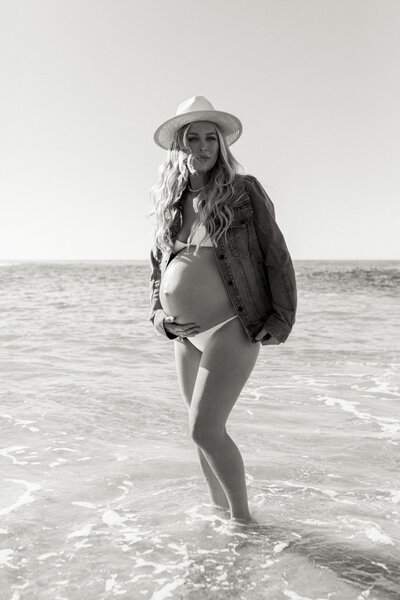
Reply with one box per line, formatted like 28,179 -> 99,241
1,0 -> 399,260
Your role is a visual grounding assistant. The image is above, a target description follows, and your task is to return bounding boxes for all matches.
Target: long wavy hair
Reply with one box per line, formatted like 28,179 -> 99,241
151,122 -> 242,253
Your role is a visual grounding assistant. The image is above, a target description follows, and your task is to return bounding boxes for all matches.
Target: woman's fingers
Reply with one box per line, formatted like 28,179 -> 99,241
182,326 -> 201,337
255,326 -> 270,341
164,318 -> 200,337
176,323 -> 200,336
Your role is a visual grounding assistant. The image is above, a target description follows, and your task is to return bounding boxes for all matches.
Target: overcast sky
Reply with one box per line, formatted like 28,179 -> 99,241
1,0 -> 399,260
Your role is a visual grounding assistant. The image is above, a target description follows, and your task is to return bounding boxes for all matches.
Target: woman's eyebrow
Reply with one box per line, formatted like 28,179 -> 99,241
188,131 -> 217,136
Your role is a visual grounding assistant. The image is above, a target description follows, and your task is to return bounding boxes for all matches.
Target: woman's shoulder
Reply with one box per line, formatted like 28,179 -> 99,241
232,174 -> 275,216
233,173 -> 263,191
232,173 -> 263,199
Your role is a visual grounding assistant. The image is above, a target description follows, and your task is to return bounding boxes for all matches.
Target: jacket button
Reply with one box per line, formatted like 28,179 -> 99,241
219,254 -> 225,260
238,306 -> 244,312
228,280 -> 233,285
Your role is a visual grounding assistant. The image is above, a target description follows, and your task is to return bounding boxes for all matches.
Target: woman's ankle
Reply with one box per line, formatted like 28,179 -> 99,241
230,509 -> 252,523
208,490 -> 230,511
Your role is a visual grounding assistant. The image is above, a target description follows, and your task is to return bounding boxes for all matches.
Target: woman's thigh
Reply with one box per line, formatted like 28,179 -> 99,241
189,318 -> 260,433
174,338 -> 202,407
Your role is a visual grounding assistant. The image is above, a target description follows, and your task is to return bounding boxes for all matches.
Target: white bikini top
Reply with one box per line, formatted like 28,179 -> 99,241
173,223 -> 214,252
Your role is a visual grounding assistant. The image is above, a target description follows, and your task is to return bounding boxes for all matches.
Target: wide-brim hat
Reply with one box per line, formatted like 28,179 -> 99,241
154,96 -> 242,150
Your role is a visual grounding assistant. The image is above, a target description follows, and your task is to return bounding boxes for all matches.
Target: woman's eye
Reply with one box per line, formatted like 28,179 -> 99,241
187,137 -> 216,143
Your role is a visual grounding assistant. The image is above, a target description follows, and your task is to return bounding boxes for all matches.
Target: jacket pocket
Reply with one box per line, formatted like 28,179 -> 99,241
227,206 -> 253,259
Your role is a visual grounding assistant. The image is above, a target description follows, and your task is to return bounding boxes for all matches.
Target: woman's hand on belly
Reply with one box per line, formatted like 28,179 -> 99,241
164,316 -> 200,338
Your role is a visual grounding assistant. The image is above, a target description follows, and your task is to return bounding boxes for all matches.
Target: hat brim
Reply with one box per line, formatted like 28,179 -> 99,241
154,110 -> 242,150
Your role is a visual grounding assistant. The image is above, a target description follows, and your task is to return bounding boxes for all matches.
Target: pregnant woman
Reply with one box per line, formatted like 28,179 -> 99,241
150,96 -> 297,523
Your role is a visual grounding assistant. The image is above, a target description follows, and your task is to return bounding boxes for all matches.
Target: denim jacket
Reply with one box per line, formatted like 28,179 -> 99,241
149,174 -> 297,345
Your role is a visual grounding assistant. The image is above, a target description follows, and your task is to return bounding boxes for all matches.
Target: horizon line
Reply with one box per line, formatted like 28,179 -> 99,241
1,258 -> 399,263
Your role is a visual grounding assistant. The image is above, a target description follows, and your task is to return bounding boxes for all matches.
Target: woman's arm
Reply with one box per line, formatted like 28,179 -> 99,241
149,245 -> 177,339
244,175 -> 297,343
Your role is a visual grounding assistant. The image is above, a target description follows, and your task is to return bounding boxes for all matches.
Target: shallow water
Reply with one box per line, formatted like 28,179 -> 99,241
1,260 -> 399,599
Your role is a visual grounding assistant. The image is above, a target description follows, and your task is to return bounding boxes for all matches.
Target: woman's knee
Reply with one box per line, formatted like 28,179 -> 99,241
189,416 -> 225,449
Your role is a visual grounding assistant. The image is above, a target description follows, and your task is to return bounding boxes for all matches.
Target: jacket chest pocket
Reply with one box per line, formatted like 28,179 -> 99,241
227,205 -> 253,259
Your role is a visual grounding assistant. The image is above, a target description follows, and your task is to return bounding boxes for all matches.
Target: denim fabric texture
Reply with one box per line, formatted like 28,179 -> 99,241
149,174 -> 297,345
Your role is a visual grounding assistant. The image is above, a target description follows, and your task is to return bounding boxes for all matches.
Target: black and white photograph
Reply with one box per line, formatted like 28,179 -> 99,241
1,1 -> 399,598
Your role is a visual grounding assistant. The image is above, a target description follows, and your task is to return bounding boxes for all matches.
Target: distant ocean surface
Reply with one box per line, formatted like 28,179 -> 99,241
1,260 -> 399,600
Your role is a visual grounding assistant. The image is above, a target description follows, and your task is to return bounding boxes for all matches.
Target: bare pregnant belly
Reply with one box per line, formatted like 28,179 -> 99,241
160,247 -> 236,331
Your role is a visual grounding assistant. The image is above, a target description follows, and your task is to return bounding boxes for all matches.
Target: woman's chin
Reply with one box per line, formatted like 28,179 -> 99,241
192,161 -> 215,173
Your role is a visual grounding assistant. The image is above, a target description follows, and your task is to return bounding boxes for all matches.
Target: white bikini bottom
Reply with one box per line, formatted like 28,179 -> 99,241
185,315 -> 238,352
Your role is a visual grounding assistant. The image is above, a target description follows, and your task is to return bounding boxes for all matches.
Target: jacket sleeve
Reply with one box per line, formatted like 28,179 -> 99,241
149,245 -> 177,339
245,175 -> 297,343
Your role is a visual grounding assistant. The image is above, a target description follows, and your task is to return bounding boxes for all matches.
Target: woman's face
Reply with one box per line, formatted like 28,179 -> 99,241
186,121 -> 219,172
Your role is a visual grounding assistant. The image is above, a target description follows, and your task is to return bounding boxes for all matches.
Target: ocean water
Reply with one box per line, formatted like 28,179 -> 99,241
0,260 -> 399,600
